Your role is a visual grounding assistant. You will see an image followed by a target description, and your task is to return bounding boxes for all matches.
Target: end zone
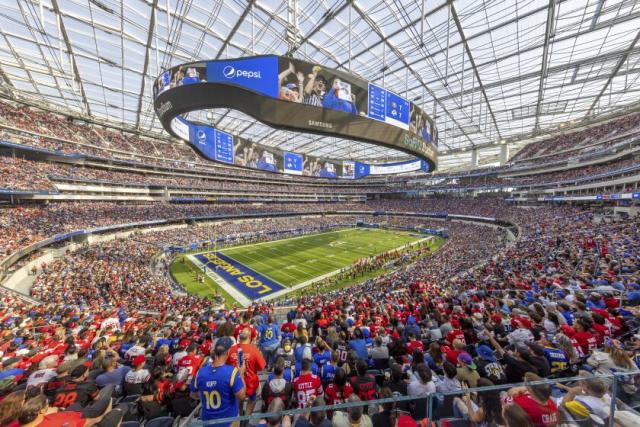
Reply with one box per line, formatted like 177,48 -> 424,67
188,252 -> 286,307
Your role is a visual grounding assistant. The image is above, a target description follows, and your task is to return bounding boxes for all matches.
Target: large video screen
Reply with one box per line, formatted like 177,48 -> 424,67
154,55 -> 437,174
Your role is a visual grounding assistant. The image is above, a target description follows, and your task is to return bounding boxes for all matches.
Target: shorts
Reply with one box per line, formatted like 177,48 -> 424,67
247,391 -> 257,401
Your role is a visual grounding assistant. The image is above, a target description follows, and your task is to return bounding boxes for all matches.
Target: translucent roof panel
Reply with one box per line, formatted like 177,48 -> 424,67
0,0 -> 639,162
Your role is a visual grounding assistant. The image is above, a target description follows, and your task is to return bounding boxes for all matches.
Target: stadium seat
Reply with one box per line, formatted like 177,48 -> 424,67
143,416 -> 175,427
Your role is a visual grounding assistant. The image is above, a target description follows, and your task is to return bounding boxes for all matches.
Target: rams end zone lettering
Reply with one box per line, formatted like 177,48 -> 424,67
194,252 -> 285,299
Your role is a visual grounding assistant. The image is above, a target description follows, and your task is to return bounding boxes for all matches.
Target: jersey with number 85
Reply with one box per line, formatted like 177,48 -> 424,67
293,372 -> 323,408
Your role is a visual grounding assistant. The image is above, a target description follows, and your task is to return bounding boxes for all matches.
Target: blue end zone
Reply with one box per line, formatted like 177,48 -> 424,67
194,252 -> 286,300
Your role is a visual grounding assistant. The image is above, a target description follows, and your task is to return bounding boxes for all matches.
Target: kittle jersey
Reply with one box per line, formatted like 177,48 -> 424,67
293,372 -> 323,408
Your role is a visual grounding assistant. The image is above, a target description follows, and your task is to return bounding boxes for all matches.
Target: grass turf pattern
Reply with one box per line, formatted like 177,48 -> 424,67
217,228 -> 424,287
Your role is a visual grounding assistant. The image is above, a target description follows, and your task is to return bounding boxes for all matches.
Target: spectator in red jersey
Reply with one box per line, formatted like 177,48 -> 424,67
504,372 -> 559,427
227,328 -> 266,416
234,312 -> 258,343
176,343 -> 203,382
324,367 -> 353,406
572,319 -> 598,355
446,320 -> 465,345
404,332 -> 423,355
590,313 -> 611,346
293,359 -> 323,409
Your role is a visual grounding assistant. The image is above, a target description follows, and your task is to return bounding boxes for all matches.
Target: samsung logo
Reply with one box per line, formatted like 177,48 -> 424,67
222,65 -> 262,79
157,101 -> 173,117
308,120 -> 332,129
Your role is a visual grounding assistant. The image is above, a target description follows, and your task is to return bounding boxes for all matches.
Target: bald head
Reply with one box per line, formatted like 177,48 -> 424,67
239,328 -> 251,343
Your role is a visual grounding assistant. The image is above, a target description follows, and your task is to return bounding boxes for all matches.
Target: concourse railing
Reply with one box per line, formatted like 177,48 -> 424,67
184,370 -> 640,427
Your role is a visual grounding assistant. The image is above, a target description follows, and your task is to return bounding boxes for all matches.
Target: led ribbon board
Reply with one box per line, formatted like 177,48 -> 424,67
154,55 -> 437,175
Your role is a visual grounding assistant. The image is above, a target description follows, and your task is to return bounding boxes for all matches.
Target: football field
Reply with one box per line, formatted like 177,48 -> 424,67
174,227 -> 444,306
219,228 -> 424,286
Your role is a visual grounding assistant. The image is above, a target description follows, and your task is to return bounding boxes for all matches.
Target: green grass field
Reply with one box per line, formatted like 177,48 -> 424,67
171,227 -> 445,307
219,228 -> 424,286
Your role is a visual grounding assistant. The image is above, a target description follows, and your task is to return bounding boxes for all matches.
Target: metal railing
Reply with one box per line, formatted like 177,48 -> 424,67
183,370 -> 640,426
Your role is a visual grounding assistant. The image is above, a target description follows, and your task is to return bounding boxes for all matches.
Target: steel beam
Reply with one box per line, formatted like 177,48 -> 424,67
51,0 -> 91,115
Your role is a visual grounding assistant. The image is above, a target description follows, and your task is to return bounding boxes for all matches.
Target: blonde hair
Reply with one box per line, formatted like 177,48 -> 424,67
606,346 -> 634,369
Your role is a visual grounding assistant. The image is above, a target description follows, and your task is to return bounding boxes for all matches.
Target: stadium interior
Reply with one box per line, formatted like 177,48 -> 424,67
0,1 -> 640,427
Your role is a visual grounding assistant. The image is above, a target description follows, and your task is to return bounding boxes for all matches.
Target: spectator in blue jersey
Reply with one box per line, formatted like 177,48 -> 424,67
348,328 -> 369,360
557,302 -> 574,326
313,338 -> 332,368
320,351 -> 340,386
295,336 -> 312,363
191,337 -> 245,427
321,78 -> 358,115
538,337 -> 570,376
259,316 -> 281,371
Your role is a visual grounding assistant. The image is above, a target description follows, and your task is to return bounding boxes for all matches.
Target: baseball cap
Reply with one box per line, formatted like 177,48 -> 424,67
178,339 -> 190,348
476,345 -> 496,362
490,314 -> 502,323
458,353 -> 477,370
215,337 -> 234,353
70,364 -> 88,379
285,83 -> 298,90
132,355 -> 146,368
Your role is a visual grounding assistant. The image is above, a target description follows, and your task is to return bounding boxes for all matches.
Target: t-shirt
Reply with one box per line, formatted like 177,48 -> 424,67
475,358 -> 507,384
227,344 -> 266,397
510,393 -> 558,427
292,372 -> 323,408
324,382 -> 353,405
332,342 -> 349,365
95,366 -> 130,388
36,410 -> 86,427
348,339 -> 368,360
176,354 -> 203,380
52,380 -> 99,409
320,363 -> 338,385
446,329 -> 466,345
351,375 -> 377,401
27,368 -> 58,388
573,332 -> 598,355
125,369 -> 151,384
405,340 -> 424,354
192,363 -> 244,426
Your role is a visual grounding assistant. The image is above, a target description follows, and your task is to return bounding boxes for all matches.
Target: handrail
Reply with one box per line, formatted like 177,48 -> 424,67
186,371 -> 640,426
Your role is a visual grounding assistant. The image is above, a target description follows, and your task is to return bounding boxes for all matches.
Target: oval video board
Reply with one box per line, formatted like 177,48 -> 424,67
153,55 -> 438,174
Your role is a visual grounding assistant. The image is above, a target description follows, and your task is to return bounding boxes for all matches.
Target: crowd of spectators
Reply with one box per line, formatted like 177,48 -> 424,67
0,196 -> 638,427
0,198 -> 514,262
2,98 -> 640,204
511,113 -> 640,163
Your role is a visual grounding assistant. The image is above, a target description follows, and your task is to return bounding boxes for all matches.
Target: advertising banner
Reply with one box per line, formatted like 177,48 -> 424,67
206,56 -> 279,98
284,152 -> 303,175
